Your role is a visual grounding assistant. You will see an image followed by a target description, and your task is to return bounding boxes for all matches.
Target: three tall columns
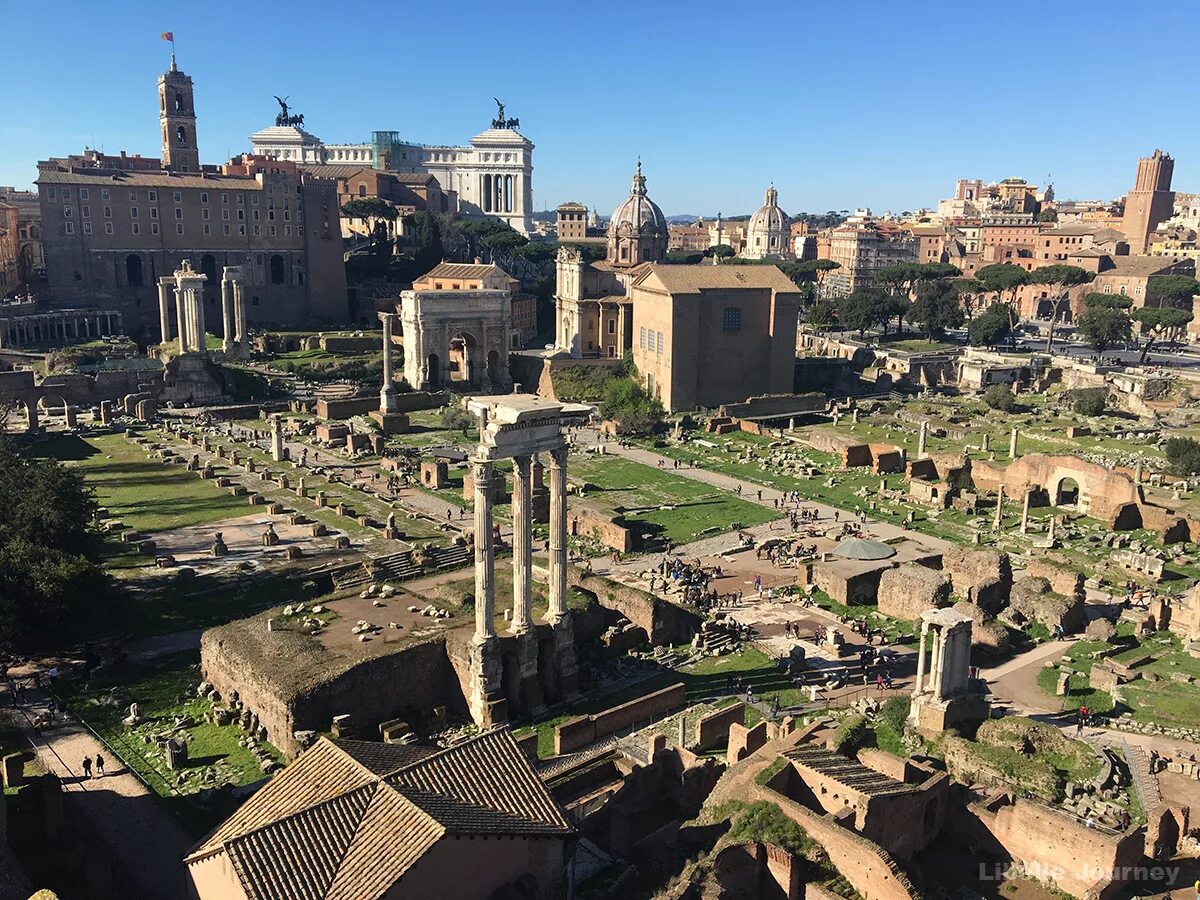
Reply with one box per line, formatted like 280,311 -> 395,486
157,261 -> 246,356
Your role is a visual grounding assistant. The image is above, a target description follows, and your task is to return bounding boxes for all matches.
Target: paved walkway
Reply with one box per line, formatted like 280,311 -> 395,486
2,690 -> 192,899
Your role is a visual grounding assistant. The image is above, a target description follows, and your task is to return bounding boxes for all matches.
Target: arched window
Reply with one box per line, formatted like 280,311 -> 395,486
723,307 -> 742,332
270,254 -> 285,285
176,125 -> 187,146
125,254 -> 143,288
174,92 -> 184,113
358,184 -> 367,197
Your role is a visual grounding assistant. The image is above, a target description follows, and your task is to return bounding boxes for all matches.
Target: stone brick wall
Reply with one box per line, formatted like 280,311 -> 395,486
554,683 -> 686,754
694,702 -> 745,751
726,721 -> 769,763
1024,558 -> 1085,599
568,504 -> 633,552
568,568 -> 701,646
877,564 -> 950,621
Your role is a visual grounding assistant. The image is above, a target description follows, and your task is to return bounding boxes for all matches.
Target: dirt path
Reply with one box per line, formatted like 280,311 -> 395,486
3,689 -> 192,899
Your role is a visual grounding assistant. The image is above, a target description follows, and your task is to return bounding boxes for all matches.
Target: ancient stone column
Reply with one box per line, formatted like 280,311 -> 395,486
547,447 -> 569,623
234,279 -> 247,345
157,277 -> 173,344
473,459 -> 496,641
981,433 -> 990,453
1020,488 -> 1032,534
174,282 -> 189,354
1135,460 -> 1144,484
1009,427 -> 1019,459
379,313 -> 398,413
994,484 -> 1005,531
917,421 -> 928,458
511,455 -> 533,633
270,414 -> 284,462
1048,515 -> 1057,545
913,622 -> 929,694
930,625 -> 945,700
220,273 -> 235,353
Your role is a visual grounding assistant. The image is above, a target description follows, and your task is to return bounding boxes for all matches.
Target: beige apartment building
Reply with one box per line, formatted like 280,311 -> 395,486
821,214 -> 918,295
36,57 -> 347,338
630,264 -> 801,412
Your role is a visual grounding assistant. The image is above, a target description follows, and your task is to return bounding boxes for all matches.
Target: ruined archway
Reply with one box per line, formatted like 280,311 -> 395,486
487,349 -> 504,390
426,352 -> 442,390
1055,477 -> 1080,507
36,394 -> 69,420
448,332 -> 480,389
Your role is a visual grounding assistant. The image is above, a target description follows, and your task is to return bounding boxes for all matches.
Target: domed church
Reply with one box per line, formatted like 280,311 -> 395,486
606,161 -> 669,266
741,183 -> 792,260
554,162 -> 668,357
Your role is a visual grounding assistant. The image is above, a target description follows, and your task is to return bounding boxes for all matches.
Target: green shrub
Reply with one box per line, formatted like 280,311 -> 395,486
983,384 -> 1016,412
833,715 -> 868,755
878,696 -> 910,733
1166,437 -> 1200,476
1071,388 -> 1107,417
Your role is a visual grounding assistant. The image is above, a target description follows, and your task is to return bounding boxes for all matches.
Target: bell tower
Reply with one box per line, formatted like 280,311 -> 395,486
158,56 -> 199,172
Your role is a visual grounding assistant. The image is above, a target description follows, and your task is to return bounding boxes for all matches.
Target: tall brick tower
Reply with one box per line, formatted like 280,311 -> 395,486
158,55 -> 200,172
1123,149 -> 1174,253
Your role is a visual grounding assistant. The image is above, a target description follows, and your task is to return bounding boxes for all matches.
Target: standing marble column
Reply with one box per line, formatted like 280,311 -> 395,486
1020,488 -> 1032,534
917,421 -> 928,458
174,283 -> 188,354
234,280 -> 247,345
510,455 -> 533,633
994,484 -> 1005,531
473,459 -> 496,641
1009,427 -> 1020,459
157,278 -> 173,344
547,446 -> 569,623
220,274 -> 235,352
380,313 -> 398,413
914,622 -> 929,694
930,626 -> 945,700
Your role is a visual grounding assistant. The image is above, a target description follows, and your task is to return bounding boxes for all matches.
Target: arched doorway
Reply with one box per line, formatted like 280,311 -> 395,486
1056,477 -> 1080,507
6,400 -> 36,433
125,254 -> 144,288
487,349 -> 504,388
448,332 -> 479,388
37,395 -> 69,421
426,352 -> 441,390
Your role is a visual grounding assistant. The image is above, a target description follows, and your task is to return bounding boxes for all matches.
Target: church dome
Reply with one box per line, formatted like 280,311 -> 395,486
608,162 -> 668,239
744,184 -> 790,259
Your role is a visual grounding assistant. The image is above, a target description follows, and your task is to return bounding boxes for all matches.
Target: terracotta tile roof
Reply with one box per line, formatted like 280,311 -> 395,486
187,729 -> 572,900
334,739 -> 436,775
419,262 -> 509,281
636,263 -> 800,294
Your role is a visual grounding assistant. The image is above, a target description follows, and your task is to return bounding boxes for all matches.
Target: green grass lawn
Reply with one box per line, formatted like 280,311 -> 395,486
56,651 -> 283,836
32,433 -> 250,533
570,453 -> 778,546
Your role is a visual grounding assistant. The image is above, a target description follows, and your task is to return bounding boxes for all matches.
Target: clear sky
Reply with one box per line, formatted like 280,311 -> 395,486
4,0 -> 1197,218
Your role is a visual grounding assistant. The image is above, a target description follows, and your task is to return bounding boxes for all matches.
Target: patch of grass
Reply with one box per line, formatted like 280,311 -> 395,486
755,755 -> 790,786
570,453 -> 778,546
32,433 -> 248,533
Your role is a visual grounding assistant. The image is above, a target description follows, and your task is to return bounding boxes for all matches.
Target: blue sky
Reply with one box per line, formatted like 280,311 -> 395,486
4,0 -> 1197,217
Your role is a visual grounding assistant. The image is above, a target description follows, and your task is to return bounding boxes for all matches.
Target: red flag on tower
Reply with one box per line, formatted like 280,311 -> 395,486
161,31 -> 174,42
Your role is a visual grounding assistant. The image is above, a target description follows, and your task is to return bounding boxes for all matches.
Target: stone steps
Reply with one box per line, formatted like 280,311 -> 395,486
334,545 -> 473,590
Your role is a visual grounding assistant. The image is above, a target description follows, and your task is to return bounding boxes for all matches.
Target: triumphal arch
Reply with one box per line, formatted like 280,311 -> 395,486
399,288 -> 512,393
465,394 -> 577,726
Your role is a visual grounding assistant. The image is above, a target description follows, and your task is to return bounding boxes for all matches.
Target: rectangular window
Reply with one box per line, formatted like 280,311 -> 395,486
129,190 -> 137,201
220,193 -> 228,204
79,188 -> 89,200
132,223 -> 140,235
203,224 -> 210,235
639,326 -> 646,348
269,225 -> 276,236
64,221 -> 74,234
657,331 -> 664,355
202,209 -> 209,220
268,210 -> 275,221
150,207 -> 158,219
174,208 -> 182,220
62,188 -> 71,200
82,222 -> 91,235
254,225 -> 261,235
173,191 -> 182,203
253,210 -> 260,221
237,209 -> 244,221
47,187 -> 56,201
105,222 -> 113,235
223,224 -> 230,236
151,223 -> 160,235
284,210 -> 290,221
236,194 -> 244,204
103,206 -> 111,218
81,206 -> 90,218
149,190 -> 157,201
222,209 -> 229,221
130,206 -> 139,218
63,206 -> 73,218
101,188 -> 110,200
251,195 -> 258,205
176,223 -> 184,235
201,192 -> 209,204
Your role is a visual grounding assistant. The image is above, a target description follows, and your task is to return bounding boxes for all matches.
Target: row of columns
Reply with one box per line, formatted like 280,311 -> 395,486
912,618 -> 970,701
472,445 -> 570,643
482,173 -> 520,214
0,311 -> 120,349
157,263 -> 247,356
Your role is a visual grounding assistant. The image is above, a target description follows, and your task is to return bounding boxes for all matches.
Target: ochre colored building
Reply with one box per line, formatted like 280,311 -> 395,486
630,264 -> 801,412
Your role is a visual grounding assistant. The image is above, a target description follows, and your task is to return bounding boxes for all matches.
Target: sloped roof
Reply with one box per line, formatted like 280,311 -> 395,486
188,729 -> 572,900
636,263 -> 800,294
418,262 -> 511,281
832,538 -> 896,560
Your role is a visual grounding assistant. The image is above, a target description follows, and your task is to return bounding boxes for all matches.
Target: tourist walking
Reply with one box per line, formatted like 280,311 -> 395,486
81,756 -> 92,779
95,754 -> 105,777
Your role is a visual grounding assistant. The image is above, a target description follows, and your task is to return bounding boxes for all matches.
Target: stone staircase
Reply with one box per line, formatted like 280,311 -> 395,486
333,544 -> 473,590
